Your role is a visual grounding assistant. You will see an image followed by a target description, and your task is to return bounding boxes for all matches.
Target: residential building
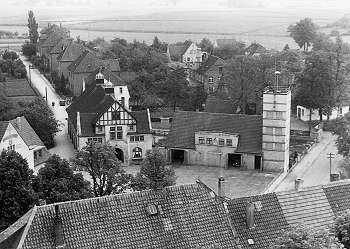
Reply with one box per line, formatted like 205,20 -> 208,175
191,54 -> 225,94
66,72 -> 152,164
167,41 -> 204,70
245,42 -> 267,56
38,29 -> 68,58
0,116 -> 50,170
0,182 -> 239,249
48,37 -> 71,73
67,50 -> 120,96
166,86 -> 291,172
297,104 -> 350,121
3,178 -> 350,249
56,40 -> 85,79
290,116 -> 322,141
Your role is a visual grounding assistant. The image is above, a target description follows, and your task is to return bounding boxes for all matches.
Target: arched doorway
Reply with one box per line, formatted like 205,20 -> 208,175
132,147 -> 142,159
115,148 -> 124,162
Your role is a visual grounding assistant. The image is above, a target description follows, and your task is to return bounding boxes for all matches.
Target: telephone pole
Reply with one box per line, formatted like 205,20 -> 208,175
327,152 -> 335,181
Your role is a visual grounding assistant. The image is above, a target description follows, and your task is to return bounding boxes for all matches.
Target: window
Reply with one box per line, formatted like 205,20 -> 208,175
219,66 -> 223,74
275,112 -> 283,119
112,111 -> 121,120
199,137 -> 205,144
208,77 -> 214,83
275,128 -> 283,135
187,57 -> 190,62
266,111 -> 274,119
110,127 -> 116,140
264,142 -> 273,150
130,135 -> 144,142
302,109 -> 305,116
135,136 -> 139,142
206,137 -> 213,145
129,125 -> 134,131
121,97 -> 125,106
340,107 -> 343,114
140,135 -> 144,141
7,145 -> 15,151
219,139 -> 225,146
119,87 -> 123,94
88,138 -> 103,143
226,139 -> 232,147
133,147 -> 142,158
130,136 -> 134,142
117,126 -> 123,139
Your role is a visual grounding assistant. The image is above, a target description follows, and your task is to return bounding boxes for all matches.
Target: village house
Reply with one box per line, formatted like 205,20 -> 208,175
56,40 -> 85,79
167,40 -> 205,70
245,42 -> 267,56
48,37 -> 71,73
166,86 -> 291,173
37,29 -> 68,58
66,71 -> 152,164
191,54 -> 225,94
0,116 -> 50,170
66,50 -> 120,96
2,176 -> 350,249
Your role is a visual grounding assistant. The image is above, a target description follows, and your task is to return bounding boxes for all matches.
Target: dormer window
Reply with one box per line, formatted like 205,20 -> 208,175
112,111 -> 121,120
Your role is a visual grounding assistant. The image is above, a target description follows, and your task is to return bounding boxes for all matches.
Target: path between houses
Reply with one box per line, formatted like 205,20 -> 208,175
274,131 -> 343,192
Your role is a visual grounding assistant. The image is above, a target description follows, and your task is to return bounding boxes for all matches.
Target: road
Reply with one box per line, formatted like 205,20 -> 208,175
275,131 -> 343,192
20,55 -> 75,164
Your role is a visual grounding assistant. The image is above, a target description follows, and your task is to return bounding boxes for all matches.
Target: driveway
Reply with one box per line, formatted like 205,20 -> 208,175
20,55 -> 75,164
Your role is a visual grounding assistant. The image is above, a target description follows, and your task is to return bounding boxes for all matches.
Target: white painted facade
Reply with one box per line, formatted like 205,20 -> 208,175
182,43 -> 203,69
297,105 -> 350,121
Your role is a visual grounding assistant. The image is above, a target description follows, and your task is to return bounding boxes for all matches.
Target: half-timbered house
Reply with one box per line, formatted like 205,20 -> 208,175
66,71 -> 152,164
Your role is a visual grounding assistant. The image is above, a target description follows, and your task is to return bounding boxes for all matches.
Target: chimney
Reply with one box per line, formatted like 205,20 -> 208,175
95,71 -> 104,85
218,176 -> 225,197
76,112 -> 81,136
16,116 -> 21,130
246,202 -> 255,229
294,178 -> 303,192
54,205 -> 66,249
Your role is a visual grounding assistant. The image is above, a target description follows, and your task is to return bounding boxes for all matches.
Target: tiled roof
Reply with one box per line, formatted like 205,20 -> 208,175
168,41 -> 192,59
68,51 -> 112,74
84,68 -> 126,88
49,38 -> 71,55
245,42 -> 267,55
66,85 -> 115,136
9,116 -> 45,147
56,41 -> 85,62
15,183 -> 239,249
323,179 -> 350,214
196,55 -> 224,75
205,96 -> 237,114
103,59 -> 121,72
227,193 -> 289,249
0,121 -> 9,141
166,111 -> 262,153
276,186 -> 334,230
41,30 -> 68,48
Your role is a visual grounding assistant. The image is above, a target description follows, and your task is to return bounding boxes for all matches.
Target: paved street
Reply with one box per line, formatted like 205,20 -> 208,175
20,55 -> 75,163
275,131 -> 343,192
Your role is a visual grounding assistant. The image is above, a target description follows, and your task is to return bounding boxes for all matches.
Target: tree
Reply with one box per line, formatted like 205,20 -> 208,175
0,150 -> 37,232
132,149 -> 176,191
159,68 -> 189,111
27,10 -> 38,44
72,142 -> 133,197
288,18 -> 318,51
21,98 -> 60,148
33,155 -> 92,204
21,42 -> 36,57
213,42 -> 246,59
271,225 -> 343,249
334,209 -> 350,248
198,38 -> 214,53
2,50 -> 18,60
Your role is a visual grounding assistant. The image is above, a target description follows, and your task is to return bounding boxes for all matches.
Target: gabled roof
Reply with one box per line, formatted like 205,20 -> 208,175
196,55 -> 224,75
276,186 -> 334,230
166,111 -> 262,153
56,41 -> 85,62
9,116 -> 45,147
323,179 -> 350,214
132,110 -> 151,134
0,121 -> 9,141
41,30 -> 68,48
84,68 -> 126,88
245,42 -> 267,55
49,38 -> 71,55
103,59 -> 121,72
4,183 -> 239,249
67,51 -> 110,74
168,41 -> 192,59
228,193 -> 289,249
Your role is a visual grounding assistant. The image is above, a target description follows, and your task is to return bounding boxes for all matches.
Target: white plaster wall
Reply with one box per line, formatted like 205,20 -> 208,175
297,105 -> 350,121
182,43 -> 202,64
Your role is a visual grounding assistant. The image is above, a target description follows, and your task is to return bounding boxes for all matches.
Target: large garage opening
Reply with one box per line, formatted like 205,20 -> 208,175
228,153 -> 241,168
255,155 -> 262,170
171,149 -> 185,164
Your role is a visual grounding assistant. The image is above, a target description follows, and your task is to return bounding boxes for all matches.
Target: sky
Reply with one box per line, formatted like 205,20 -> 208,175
1,0 -> 350,21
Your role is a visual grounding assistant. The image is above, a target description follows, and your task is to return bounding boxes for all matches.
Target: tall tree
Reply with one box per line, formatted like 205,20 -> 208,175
33,155 -> 92,204
132,149 -> 176,191
288,18 -> 317,51
198,38 -> 214,53
0,150 -> 37,232
72,142 -> 133,197
27,10 -> 38,44
271,225 -> 343,249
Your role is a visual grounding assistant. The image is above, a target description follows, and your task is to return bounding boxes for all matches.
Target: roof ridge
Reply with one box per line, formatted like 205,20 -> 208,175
175,110 -> 262,118
16,206 -> 38,249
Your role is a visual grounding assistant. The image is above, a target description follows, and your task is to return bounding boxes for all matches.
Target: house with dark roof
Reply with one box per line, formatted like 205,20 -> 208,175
57,40 -> 86,79
48,37 -> 72,73
38,29 -> 69,58
0,182 -> 240,249
67,50 -> 121,96
245,42 -> 267,56
166,87 -> 291,173
190,54 -> 225,94
0,116 -> 50,169
66,71 -> 152,164
167,41 -> 204,70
